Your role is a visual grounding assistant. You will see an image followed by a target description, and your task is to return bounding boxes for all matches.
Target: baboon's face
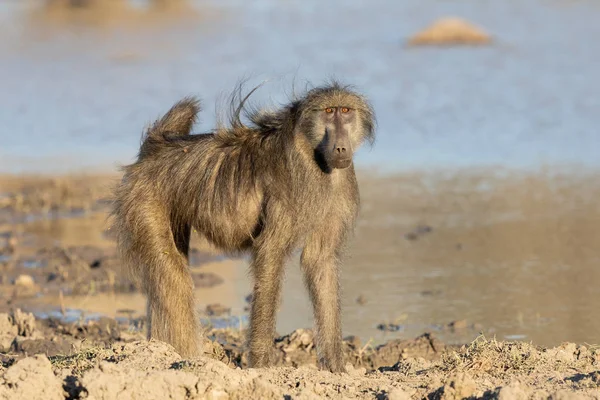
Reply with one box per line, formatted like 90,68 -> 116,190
297,87 -> 375,171
313,106 -> 359,169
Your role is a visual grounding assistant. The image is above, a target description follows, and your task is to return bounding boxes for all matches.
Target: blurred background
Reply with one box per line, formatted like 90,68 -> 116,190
1,0 -> 599,349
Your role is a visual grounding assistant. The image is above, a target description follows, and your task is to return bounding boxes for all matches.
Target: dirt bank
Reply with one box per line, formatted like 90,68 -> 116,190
1,310 -> 599,399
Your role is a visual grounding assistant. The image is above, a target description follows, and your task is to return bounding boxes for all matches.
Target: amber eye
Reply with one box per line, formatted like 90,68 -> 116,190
341,107 -> 350,113
325,107 -> 334,113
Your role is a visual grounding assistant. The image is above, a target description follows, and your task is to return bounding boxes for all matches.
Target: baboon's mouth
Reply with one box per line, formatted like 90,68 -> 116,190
331,158 -> 352,169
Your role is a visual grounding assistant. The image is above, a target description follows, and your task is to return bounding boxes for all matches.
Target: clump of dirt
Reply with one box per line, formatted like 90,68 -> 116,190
369,333 -> 445,369
407,17 -> 492,46
439,335 -> 597,379
211,328 -> 447,372
0,309 -> 151,368
0,355 -> 64,400
0,309 -> 41,353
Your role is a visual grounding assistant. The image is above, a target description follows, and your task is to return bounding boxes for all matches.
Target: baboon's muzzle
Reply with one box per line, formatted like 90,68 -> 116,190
331,155 -> 352,169
330,134 -> 352,169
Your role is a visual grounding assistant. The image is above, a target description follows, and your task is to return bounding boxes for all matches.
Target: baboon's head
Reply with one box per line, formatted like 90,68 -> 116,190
297,83 -> 375,170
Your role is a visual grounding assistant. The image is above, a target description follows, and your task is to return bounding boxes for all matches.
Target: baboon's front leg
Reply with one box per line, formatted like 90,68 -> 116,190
301,229 -> 347,373
248,244 -> 288,368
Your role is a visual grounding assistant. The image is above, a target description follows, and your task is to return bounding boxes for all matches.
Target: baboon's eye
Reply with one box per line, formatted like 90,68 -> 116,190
341,107 -> 350,113
325,107 -> 334,113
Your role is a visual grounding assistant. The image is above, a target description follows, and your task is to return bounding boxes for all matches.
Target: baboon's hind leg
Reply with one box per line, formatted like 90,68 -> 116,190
132,211 -> 199,357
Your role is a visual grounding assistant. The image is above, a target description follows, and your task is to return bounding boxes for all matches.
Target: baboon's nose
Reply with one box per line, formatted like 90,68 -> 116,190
335,146 -> 347,154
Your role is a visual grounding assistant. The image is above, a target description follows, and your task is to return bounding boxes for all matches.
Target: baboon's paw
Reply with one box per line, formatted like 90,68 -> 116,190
318,358 -> 347,374
248,351 -> 274,369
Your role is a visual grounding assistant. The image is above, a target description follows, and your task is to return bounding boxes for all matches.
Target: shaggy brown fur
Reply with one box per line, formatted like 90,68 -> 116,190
111,81 -> 375,372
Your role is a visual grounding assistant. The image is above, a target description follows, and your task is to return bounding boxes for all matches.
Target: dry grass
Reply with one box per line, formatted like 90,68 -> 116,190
441,335 -> 542,377
49,346 -> 119,375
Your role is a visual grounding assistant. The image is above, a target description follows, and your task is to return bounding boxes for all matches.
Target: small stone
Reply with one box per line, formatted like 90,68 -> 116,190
14,274 -> 35,288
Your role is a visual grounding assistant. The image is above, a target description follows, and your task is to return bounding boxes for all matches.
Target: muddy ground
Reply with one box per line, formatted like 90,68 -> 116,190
1,172 -> 600,399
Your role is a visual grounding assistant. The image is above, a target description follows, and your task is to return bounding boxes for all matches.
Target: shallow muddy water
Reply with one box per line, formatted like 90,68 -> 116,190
1,1 -> 600,349
4,169 -> 600,348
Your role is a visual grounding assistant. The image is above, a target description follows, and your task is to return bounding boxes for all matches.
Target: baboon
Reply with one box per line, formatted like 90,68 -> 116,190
111,81 -> 375,372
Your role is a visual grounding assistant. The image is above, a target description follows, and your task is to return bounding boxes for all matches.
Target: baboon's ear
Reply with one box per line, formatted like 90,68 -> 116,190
362,116 -> 376,146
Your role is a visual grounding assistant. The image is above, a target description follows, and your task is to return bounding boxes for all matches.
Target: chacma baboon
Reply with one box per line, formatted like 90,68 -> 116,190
111,81 -> 375,372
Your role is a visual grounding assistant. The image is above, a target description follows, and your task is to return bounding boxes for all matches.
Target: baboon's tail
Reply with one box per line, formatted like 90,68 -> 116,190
139,96 -> 201,157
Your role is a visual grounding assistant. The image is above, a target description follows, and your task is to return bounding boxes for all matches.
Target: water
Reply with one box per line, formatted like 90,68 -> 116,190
0,0 -> 599,173
1,0 -> 600,348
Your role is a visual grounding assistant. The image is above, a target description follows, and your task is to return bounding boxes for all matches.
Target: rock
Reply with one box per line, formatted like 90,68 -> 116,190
14,274 -> 35,288
408,17 -> 492,46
